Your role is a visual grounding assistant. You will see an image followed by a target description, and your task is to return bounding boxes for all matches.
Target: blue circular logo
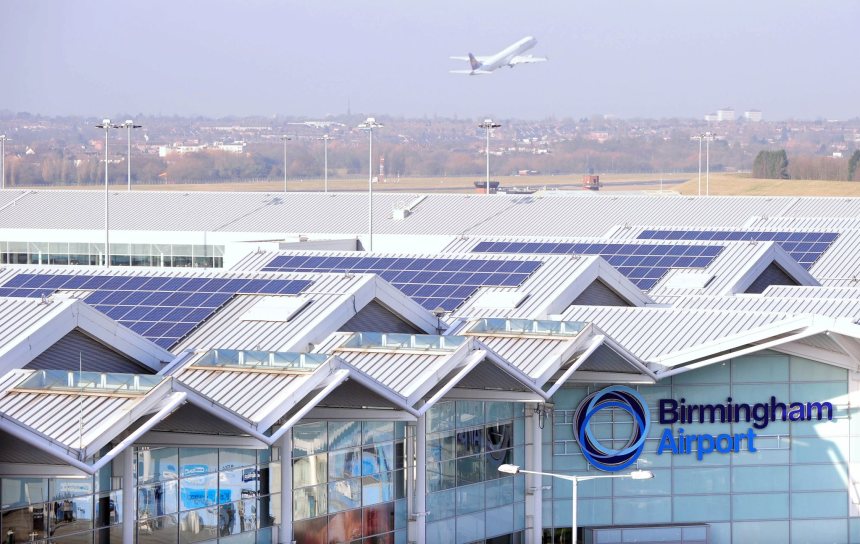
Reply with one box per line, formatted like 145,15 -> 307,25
573,385 -> 650,472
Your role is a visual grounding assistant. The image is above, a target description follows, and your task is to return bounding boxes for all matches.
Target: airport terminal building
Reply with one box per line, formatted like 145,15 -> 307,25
1,189 -> 860,543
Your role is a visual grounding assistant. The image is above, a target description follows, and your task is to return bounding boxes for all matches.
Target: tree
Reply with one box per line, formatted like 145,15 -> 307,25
848,150 -> 860,181
752,150 -> 789,179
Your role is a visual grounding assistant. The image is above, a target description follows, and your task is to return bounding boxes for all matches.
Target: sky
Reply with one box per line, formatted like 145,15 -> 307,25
1,0 -> 858,121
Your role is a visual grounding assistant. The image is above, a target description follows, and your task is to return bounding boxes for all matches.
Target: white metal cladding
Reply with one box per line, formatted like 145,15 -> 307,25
667,294 -> 860,320
4,191 -> 860,238
763,285 -> 860,298
0,370 -> 170,451
332,350 -> 452,398
171,364 -> 310,423
747,216 -> 860,230
0,296 -> 71,349
559,306 -> 798,361
466,335 -> 570,377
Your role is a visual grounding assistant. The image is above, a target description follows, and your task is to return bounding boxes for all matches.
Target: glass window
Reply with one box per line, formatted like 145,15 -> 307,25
791,464 -> 848,491
457,401 -> 485,428
791,491 -> 848,519
733,520 -> 789,542
178,507 -> 216,543
455,510 -> 485,543
485,504 -> 514,538
363,421 -> 394,444
428,401 -> 455,433
293,454 -> 327,489
732,493 -> 789,520
672,494 -> 729,522
363,501 -> 395,536
293,421 -> 327,457
139,480 -> 179,517
486,402 -> 513,422
328,421 -> 362,451
219,449 -> 256,471
2,477 -> 48,508
293,485 -> 326,521
427,518 -> 456,542
456,455 -> 484,485
456,427 -> 484,457
674,467 -> 728,494
138,512 -> 178,544
179,448 -> 217,477
293,515 -> 327,544
362,471 -> 394,506
427,489 -> 456,522
791,519 -> 847,543
328,478 -> 361,513
179,473 -> 218,511
790,356 -> 848,381
327,510 -> 361,542
362,443 -> 395,476
484,477 -> 514,509
731,353 -> 789,382
329,448 -> 362,481
427,433 -> 456,463
612,496 -> 671,524
427,461 -> 456,493
456,482 -> 484,515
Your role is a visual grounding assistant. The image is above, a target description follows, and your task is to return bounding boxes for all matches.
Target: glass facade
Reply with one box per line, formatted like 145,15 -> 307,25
136,447 -> 278,544
546,351 -> 852,544
291,420 -> 409,544
0,467 -> 121,543
0,241 -> 224,268
425,401 -> 527,544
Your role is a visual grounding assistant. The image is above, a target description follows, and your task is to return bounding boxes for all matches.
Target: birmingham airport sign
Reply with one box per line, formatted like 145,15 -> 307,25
573,385 -> 834,472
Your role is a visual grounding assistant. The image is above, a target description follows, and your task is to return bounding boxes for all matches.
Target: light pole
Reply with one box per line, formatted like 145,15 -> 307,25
95,119 -> 120,267
117,120 -> 142,190
280,135 -> 291,192
358,117 -> 383,251
0,135 -> 10,190
479,118 -> 501,194
704,131 -> 715,196
318,134 -> 332,193
499,464 -> 654,544
692,133 -> 704,196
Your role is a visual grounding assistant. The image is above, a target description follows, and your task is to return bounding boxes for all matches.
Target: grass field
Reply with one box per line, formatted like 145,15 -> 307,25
15,173 -> 860,196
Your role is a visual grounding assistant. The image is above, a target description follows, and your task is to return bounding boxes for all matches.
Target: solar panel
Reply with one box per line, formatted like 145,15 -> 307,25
0,273 -> 313,348
637,230 -> 838,269
470,241 -> 724,290
261,255 -> 543,311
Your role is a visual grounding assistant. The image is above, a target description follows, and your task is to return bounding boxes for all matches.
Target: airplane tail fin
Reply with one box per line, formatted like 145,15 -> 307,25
468,53 -> 481,71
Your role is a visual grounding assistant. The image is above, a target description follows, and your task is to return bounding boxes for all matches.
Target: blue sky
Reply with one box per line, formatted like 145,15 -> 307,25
1,0 -> 857,120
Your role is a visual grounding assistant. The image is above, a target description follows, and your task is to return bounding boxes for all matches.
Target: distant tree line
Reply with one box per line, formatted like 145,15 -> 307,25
3,140 -> 860,186
753,149 -> 860,181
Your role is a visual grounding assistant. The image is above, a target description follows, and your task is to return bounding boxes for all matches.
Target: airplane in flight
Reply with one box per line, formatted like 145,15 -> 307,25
450,36 -> 547,75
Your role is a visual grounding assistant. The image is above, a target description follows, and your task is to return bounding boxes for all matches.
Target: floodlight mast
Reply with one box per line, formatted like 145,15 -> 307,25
281,135 -> 291,192
318,134 -> 332,193
498,464 -> 654,543
0,135 -> 11,190
704,131 -> 714,196
692,133 -> 704,196
358,118 -> 383,251
117,120 -> 142,190
479,119 -> 501,194
95,119 -> 120,267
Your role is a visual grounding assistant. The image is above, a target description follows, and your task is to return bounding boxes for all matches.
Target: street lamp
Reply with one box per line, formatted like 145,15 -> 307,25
95,119 -> 120,267
692,133 -> 704,196
117,120 -> 142,190
318,134 -> 332,193
704,131 -> 715,196
479,118 -> 501,194
0,135 -> 10,190
499,464 -> 654,544
280,135 -> 291,192
357,117 -> 383,251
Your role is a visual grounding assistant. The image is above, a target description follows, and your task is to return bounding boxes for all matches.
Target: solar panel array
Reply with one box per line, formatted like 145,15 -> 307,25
0,273 -> 312,348
636,230 -> 838,269
261,255 -> 543,311
470,241 -> 724,290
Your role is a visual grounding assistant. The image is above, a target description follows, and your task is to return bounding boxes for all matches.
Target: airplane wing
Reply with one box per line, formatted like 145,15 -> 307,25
449,70 -> 493,75
509,55 -> 548,65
